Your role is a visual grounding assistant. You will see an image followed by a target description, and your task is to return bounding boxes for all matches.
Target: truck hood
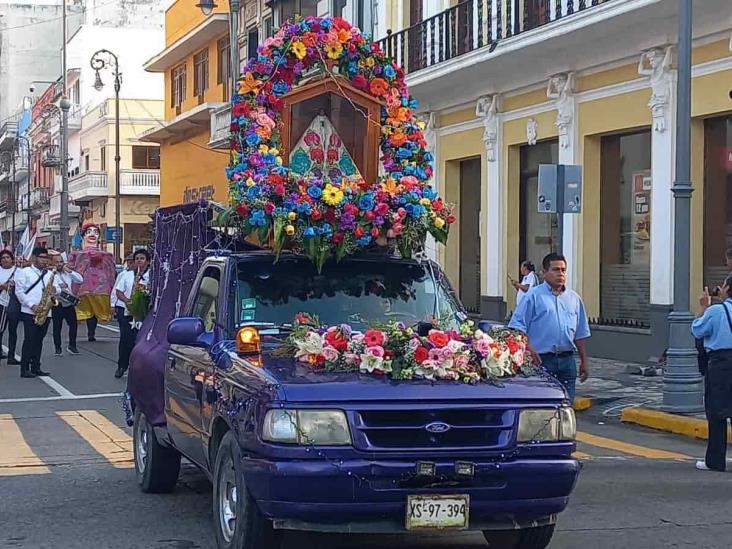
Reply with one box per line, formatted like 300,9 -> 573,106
251,352 -> 567,404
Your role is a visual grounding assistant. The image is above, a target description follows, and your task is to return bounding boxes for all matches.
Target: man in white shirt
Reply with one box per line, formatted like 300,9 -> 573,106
112,249 -> 150,378
0,249 -> 18,362
14,246 -> 55,378
50,252 -> 83,356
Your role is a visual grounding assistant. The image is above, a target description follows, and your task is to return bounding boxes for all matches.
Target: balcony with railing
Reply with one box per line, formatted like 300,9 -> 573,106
30,187 -> 50,210
69,171 -> 108,202
49,191 -> 81,220
0,121 -> 18,151
119,169 -> 160,195
209,104 -> 232,149
67,103 -> 82,131
375,0 -> 727,107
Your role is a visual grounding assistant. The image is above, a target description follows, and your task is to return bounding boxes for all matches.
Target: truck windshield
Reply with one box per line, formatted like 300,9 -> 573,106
235,258 -> 463,332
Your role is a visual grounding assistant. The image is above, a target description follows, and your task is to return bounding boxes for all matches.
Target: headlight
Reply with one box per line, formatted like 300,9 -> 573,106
262,409 -> 352,446
517,407 -> 575,442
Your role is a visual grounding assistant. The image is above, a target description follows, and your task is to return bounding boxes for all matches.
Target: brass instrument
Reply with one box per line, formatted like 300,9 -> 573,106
34,271 -> 57,325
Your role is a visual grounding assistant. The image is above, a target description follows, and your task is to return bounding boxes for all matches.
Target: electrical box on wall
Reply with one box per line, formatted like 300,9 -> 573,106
537,164 -> 582,214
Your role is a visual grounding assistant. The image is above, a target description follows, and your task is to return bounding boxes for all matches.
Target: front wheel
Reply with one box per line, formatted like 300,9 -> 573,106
483,524 -> 555,549
213,431 -> 280,549
133,409 -> 181,493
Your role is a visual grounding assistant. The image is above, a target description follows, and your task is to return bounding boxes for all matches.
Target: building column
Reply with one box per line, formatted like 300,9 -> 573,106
423,112 -> 439,262
548,73 -> 580,290
477,95 -> 506,321
640,47 -> 676,355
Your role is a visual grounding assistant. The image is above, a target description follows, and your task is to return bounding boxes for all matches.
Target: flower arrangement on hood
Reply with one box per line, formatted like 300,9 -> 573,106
225,16 -> 455,271
279,314 -> 536,383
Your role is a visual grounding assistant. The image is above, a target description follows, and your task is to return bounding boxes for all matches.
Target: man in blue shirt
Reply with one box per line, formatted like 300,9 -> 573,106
509,253 -> 591,401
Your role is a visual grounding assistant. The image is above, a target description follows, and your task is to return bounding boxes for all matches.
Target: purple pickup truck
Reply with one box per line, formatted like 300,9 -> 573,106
128,203 -> 579,549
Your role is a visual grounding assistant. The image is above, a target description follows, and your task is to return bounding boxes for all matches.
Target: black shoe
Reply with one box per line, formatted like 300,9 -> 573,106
20,370 -> 36,378
32,369 -> 50,376
67,346 -> 80,355
54,348 -> 63,357
7,358 -> 20,365
88,336 -> 97,342
114,367 -> 126,378
0,353 -> 6,360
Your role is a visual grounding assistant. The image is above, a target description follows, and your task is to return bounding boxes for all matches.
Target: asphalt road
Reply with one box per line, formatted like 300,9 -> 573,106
1,324 -> 730,549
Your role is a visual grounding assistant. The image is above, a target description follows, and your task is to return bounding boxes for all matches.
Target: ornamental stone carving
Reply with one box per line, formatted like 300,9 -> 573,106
638,46 -> 674,133
476,95 -> 499,161
526,117 -> 538,146
546,73 -> 574,149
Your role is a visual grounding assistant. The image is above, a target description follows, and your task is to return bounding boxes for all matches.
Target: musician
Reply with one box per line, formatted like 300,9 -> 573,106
14,246 -> 54,378
0,250 -> 18,362
113,249 -> 150,378
50,252 -> 83,356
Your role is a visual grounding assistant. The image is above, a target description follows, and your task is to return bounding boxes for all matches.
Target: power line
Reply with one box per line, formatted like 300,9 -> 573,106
0,0 -> 119,32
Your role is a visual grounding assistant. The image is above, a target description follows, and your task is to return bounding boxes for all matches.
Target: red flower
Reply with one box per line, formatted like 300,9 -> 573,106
414,346 -> 429,364
311,209 -> 322,220
315,354 -> 326,366
264,202 -> 275,214
325,330 -> 349,352
236,203 -> 249,216
370,227 -> 379,238
311,147 -> 325,162
446,214 -> 456,224
344,203 -> 359,215
354,226 -> 365,238
333,16 -> 352,30
432,199 -> 444,212
428,331 -> 450,348
369,78 -> 389,97
364,211 -> 375,221
324,208 -> 337,223
374,202 -> 389,216
274,184 -> 286,196
506,337 -> 519,354
364,329 -> 385,347
332,232 -> 344,244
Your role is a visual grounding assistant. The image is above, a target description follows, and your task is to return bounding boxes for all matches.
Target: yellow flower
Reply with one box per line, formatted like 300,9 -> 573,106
270,148 -> 280,156
258,144 -> 270,154
288,212 -> 297,221
238,72 -> 263,95
417,120 -> 426,130
245,177 -> 255,187
420,198 -> 431,207
434,217 -> 446,229
291,41 -> 307,60
275,156 -> 283,165
325,42 -> 343,60
323,184 -> 344,206
285,225 -> 295,236
365,57 -> 375,68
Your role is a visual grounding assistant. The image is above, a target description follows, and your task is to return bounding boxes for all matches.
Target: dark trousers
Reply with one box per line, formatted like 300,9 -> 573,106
20,313 -> 50,373
87,316 -> 98,339
52,305 -> 78,350
540,353 -> 577,401
7,310 -> 19,359
704,351 -> 732,471
116,306 -> 137,372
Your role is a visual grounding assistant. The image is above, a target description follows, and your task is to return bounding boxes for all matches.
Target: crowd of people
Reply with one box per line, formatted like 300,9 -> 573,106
0,232 -> 150,380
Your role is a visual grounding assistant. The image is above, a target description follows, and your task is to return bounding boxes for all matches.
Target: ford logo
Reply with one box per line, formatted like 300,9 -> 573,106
425,421 -> 451,434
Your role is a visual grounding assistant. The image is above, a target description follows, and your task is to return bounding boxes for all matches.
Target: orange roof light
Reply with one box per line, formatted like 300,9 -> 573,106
237,326 -> 261,355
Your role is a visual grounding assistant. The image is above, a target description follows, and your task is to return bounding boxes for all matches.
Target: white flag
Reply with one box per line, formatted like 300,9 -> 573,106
23,232 -> 36,259
17,226 -> 29,254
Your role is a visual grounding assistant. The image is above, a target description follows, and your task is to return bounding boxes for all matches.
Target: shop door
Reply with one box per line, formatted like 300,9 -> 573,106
459,158 -> 481,314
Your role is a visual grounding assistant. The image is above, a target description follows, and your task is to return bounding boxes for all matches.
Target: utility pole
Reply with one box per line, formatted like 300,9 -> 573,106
663,0 -> 704,412
10,151 -> 15,249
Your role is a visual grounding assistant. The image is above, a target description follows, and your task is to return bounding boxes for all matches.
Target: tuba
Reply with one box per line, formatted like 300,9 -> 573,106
34,271 -> 57,325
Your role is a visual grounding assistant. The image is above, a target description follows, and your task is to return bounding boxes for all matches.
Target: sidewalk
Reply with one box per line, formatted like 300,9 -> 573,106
575,357 -> 728,441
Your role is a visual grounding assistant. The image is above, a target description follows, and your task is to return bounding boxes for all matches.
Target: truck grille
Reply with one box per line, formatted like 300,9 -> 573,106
351,408 -> 516,451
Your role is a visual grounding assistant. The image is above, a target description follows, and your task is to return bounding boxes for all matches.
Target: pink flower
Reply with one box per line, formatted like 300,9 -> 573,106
408,338 -> 421,351
364,329 -> 385,347
344,353 -> 361,365
473,337 -> 493,356
366,346 -> 384,358
453,354 -> 470,369
321,345 -> 340,362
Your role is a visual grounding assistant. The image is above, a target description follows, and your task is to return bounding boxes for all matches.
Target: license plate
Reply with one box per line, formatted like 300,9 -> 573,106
406,495 -> 469,530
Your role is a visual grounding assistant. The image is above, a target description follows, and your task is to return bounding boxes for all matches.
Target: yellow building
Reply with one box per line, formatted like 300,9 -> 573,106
69,98 -> 164,255
377,0 -> 731,363
142,0 -> 236,206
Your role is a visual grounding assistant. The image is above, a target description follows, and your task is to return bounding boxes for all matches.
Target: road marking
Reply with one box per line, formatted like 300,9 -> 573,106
38,375 -> 75,398
0,392 -> 122,404
576,431 -> 691,460
0,414 -> 49,476
99,324 -> 120,333
56,410 -> 133,468
572,451 -> 591,459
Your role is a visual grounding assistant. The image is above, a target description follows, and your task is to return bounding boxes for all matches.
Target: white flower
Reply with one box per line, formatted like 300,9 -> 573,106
294,332 -> 324,361
359,353 -> 384,373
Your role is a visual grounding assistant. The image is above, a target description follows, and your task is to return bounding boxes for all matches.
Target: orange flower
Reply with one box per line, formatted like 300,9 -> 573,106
302,32 -> 317,48
381,177 -> 402,195
238,72 -> 263,95
390,132 -> 407,146
337,28 -> 351,43
369,77 -> 389,97
256,126 -> 272,139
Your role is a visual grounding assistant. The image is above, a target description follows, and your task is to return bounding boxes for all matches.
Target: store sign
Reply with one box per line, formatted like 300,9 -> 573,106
182,185 -> 216,203
106,226 -> 123,242
631,171 -> 651,264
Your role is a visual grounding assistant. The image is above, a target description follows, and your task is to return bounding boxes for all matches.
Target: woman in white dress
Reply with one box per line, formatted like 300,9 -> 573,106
510,260 -> 540,309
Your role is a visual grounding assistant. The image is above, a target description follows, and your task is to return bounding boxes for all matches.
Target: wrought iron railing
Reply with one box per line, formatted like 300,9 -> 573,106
376,0 -> 612,74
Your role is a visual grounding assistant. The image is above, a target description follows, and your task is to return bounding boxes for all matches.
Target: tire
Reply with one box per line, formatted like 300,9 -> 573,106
213,431 -> 280,549
483,524 -> 555,549
133,409 -> 181,493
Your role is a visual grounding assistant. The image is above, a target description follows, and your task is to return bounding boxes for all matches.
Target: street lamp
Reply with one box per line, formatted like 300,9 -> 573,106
90,48 -> 122,263
663,0 -> 704,412
197,0 -> 239,98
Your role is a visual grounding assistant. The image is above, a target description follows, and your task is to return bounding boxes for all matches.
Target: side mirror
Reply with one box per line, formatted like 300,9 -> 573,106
167,317 -> 207,347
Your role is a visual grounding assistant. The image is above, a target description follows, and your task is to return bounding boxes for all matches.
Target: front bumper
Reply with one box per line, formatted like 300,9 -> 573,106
243,457 -> 580,533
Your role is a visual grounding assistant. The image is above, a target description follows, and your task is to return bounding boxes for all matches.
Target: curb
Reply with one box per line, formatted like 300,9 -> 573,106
573,397 -> 592,411
620,407 -> 732,441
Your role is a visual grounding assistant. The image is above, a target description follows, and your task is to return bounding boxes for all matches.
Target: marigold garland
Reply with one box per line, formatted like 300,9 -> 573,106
225,16 -> 455,271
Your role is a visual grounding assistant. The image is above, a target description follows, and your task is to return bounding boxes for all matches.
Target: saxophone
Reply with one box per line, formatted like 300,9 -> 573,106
34,271 -> 57,326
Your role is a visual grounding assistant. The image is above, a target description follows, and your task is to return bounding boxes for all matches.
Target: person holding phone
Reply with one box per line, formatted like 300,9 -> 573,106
509,260 -> 539,309
691,276 -> 732,472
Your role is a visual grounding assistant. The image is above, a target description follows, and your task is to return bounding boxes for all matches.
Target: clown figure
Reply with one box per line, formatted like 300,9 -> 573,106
68,222 -> 117,340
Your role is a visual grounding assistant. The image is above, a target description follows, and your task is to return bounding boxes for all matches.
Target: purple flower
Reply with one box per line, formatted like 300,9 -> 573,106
373,216 -> 384,226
